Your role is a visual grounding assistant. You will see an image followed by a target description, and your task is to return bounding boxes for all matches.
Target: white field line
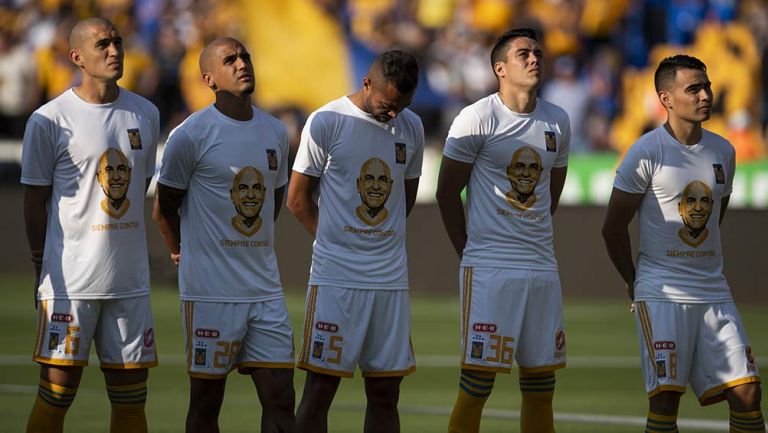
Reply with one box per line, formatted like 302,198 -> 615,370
0,354 -> 639,368
334,403 -> 737,430
0,385 -> 744,430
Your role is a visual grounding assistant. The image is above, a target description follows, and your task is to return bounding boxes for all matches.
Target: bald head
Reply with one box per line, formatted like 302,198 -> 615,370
69,17 -> 115,50
199,37 -> 245,76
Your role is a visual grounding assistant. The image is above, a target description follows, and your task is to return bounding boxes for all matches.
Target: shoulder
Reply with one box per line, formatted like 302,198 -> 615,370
398,108 -> 423,128
252,106 -> 288,137
701,129 -> 734,152
119,88 -> 159,118
536,99 -> 570,125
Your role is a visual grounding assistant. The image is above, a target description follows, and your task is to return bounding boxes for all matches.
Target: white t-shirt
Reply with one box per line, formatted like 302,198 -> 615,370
443,94 -> 570,270
159,105 -> 288,302
21,88 -> 159,300
293,96 -> 424,290
614,126 -> 735,303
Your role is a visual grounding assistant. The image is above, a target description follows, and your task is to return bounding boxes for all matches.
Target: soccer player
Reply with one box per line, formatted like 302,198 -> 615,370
287,50 -> 424,433
602,54 -> 764,433
21,17 -> 159,433
435,28 -> 570,433
153,37 -> 295,433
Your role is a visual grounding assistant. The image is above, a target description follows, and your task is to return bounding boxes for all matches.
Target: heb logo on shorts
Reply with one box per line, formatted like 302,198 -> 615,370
472,323 -> 497,333
195,328 -> 220,338
51,313 -> 73,323
316,322 -> 339,333
654,341 -> 676,350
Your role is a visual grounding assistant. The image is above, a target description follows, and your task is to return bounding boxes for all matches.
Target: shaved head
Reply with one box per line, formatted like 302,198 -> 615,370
199,37 -> 244,76
69,17 -> 115,50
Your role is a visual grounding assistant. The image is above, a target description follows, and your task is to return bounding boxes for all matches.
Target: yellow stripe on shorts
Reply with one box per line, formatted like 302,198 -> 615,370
461,267 -> 473,366
300,286 -> 318,364
34,300 -> 48,358
184,301 -> 194,371
636,302 -> 656,364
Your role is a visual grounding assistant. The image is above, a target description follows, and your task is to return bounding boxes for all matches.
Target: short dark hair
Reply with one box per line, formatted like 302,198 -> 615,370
372,50 -> 420,94
654,55 -> 707,92
490,28 -> 539,68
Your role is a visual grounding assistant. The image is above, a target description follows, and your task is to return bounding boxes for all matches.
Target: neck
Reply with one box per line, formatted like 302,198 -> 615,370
664,117 -> 702,146
498,86 -> 537,113
214,92 -> 253,121
348,91 -> 366,112
74,77 -> 120,104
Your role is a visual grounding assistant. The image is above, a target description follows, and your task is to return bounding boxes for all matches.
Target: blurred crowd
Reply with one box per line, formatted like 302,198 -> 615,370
1,0 -> 766,161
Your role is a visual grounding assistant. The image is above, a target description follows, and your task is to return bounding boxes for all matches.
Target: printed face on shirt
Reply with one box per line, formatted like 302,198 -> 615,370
357,158 -> 393,210
231,166 -> 266,220
507,146 -> 542,196
679,180 -> 713,231
97,148 -> 132,201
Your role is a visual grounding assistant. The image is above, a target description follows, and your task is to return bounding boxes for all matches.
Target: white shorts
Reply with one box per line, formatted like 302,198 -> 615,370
33,296 -> 157,369
459,267 -> 566,374
297,286 -> 415,378
183,299 -> 295,379
635,301 -> 761,405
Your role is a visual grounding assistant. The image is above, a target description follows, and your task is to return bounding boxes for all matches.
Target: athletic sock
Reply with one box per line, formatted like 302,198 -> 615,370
730,409 -> 766,433
447,370 -> 496,433
107,381 -> 148,433
645,411 -> 678,433
519,371 -> 556,433
26,379 -> 77,433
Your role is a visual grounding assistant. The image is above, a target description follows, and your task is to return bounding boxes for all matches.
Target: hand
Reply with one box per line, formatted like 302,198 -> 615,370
627,280 -> 635,312
170,252 -> 180,267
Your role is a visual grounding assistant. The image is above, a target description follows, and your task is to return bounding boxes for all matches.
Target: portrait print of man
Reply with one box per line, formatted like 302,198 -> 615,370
96,147 -> 132,219
505,146 -> 543,211
678,180 -> 713,247
230,166 -> 266,237
355,157 -> 393,226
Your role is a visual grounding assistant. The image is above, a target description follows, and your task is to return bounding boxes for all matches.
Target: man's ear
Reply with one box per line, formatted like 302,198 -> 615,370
69,49 -> 83,69
494,62 -> 505,79
203,72 -> 217,91
658,90 -> 672,109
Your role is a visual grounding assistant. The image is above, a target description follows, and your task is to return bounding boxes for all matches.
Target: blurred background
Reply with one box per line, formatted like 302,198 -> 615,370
0,0 -> 766,301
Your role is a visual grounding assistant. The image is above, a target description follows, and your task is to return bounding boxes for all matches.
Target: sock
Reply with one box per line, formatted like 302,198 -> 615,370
519,371 -> 555,433
26,379 -> 77,433
645,412 -> 678,433
447,370 -> 496,433
107,381 -> 148,433
730,409 -> 766,433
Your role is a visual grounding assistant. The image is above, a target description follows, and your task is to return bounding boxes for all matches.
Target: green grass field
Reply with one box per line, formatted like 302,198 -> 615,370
1,274 -> 765,432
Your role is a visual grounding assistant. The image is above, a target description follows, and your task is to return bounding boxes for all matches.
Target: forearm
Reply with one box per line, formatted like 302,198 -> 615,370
152,196 -> 181,254
602,227 -> 636,287
291,201 -> 319,237
437,195 -> 468,258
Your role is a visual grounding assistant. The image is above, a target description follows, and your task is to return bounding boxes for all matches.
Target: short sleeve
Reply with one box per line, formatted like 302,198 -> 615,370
145,104 -> 160,179
292,111 -> 329,177
276,124 -> 290,188
443,107 -> 484,163
158,126 -> 197,190
723,144 -> 736,196
553,113 -> 570,168
614,142 -> 654,194
20,113 -> 56,186
405,118 -> 425,179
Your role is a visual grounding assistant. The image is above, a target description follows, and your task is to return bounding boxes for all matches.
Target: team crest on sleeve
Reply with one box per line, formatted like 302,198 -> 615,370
395,142 -> 407,164
266,149 -> 278,171
713,164 -> 725,184
127,128 -> 142,150
544,131 -> 557,152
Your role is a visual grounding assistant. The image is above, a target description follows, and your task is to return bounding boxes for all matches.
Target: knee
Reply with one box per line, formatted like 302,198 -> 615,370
260,371 -> 296,411
649,391 -> 682,416
727,383 -> 762,412
364,378 -> 402,406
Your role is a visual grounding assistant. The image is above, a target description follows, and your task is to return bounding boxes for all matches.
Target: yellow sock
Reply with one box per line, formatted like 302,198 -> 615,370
645,411 -> 678,433
107,381 -> 148,433
26,379 -> 77,433
519,370 -> 555,433
448,370 -> 496,433
730,409 -> 766,433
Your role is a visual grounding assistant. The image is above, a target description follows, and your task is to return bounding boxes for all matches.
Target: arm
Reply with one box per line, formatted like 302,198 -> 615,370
286,171 -> 320,237
549,166 -> 567,215
718,195 -> 730,225
601,187 -> 644,300
404,178 -> 419,217
145,177 -> 152,194
153,183 -> 187,265
273,185 -> 286,221
23,185 -> 52,297
435,156 -> 473,259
